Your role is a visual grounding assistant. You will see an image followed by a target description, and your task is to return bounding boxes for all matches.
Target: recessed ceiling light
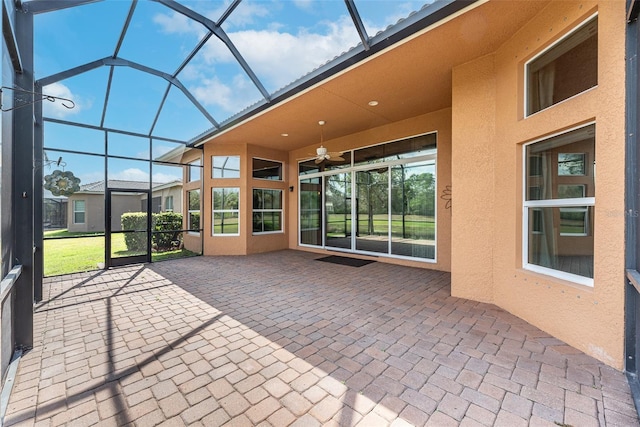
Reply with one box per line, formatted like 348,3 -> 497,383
368,100 -> 379,107
281,133 -> 289,137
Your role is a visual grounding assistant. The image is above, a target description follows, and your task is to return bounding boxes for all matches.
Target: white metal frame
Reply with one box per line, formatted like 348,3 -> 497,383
521,123 -> 596,287
297,131 -> 438,263
212,155 -> 241,179
252,188 -> 284,235
212,187 -> 240,237
72,199 -> 85,224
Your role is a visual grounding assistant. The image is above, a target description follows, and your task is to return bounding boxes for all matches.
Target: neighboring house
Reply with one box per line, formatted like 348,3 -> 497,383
67,180 -> 182,233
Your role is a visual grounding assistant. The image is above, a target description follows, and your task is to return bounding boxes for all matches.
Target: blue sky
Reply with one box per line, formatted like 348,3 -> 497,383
36,0 -> 431,193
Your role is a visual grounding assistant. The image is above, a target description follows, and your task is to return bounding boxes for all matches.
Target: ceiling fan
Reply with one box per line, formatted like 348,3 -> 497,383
310,121 -> 344,164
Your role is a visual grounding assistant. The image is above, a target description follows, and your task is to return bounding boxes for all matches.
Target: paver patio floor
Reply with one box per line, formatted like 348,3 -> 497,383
4,250 -> 639,426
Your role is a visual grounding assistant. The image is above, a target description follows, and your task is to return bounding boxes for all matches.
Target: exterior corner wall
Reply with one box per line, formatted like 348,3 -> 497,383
246,144 -> 289,255
202,142 -> 247,256
450,54 -> 497,303
451,0 -> 626,368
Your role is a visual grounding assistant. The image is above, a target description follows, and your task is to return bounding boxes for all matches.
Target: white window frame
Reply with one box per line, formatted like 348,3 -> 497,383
524,12 -> 598,118
297,131 -> 438,264
73,200 -> 86,224
252,188 -> 284,235
212,187 -> 240,236
522,123 -> 595,287
212,156 -> 240,179
165,195 -> 174,212
187,189 -> 200,235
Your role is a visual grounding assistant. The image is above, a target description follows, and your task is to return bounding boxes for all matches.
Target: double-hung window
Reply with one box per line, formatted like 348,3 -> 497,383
523,124 -> 595,286
253,189 -> 283,233
187,190 -> 200,233
73,200 -> 85,224
213,188 -> 240,235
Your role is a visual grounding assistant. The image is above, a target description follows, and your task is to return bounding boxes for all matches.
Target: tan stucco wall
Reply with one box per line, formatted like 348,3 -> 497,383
451,0 -> 626,368
200,143 -> 290,256
247,144 -> 289,255
152,186 -> 183,214
67,193 -> 104,233
203,143 -> 247,256
287,108 -> 453,272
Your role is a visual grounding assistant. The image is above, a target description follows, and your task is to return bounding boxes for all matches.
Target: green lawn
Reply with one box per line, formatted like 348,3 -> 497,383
44,230 -> 198,277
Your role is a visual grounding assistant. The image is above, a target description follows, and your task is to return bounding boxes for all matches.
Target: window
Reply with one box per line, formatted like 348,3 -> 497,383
213,156 -> 240,178
253,158 -> 283,181
188,159 -> 201,182
73,200 -> 85,224
523,124 -> 595,285
298,132 -> 437,261
187,190 -> 200,233
526,15 -> 597,116
213,188 -> 239,235
253,189 -> 283,233
165,195 -> 174,211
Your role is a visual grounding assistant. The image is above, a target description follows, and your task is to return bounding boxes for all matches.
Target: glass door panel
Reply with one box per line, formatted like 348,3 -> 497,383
325,173 -> 351,249
300,177 -> 322,246
391,161 -> 436,259
356,169 -> 389,254
107,189 -> 151,267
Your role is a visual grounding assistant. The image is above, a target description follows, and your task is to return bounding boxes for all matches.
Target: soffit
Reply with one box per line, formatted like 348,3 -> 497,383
205,0 -> 551,152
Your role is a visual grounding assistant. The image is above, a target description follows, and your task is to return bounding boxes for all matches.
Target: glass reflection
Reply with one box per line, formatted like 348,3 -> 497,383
356,168 -> 389,254
325,173 -> 351,249
300,178 -> 322,246
528,206 -> 594,278
391,161 -> 435,259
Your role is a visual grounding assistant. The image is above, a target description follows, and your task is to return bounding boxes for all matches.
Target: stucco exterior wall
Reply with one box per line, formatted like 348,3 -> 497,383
451,0 -> 626,368
200,143 -> 290,256
247,144 -> 289,255
67,193 -> 104,233
203,143 -> 247,256
287,108 -> 453,272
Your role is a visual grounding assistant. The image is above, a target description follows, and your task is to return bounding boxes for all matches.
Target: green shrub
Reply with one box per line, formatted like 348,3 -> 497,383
121,213 -> 148,252
121,211 -> 185,253
153,212 -> 183,251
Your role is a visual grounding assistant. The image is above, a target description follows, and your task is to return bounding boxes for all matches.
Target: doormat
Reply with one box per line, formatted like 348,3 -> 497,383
315,255 -> 375,267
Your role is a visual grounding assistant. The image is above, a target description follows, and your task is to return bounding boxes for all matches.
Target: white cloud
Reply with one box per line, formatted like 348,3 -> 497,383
152,172 -> 181,183
110,168 -> 150,182
42,82 -> 87,119
185,15 -> 359,113
154,3 -> 361,117
153,10 -> 206,37
292,0 -> 313,11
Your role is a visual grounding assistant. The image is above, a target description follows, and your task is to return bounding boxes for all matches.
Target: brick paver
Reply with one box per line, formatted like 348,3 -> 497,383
3,250 -> 639,426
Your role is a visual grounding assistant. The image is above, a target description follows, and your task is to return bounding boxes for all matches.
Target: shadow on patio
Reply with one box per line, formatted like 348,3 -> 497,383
3,250 -> 638,426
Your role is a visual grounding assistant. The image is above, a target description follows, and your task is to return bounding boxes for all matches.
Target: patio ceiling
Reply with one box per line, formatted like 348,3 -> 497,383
27,0 -> 549,150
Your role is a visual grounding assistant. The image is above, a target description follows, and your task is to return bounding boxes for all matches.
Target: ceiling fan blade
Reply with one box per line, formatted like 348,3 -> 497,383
329,155 -> 345,161
314,157 -> 324,164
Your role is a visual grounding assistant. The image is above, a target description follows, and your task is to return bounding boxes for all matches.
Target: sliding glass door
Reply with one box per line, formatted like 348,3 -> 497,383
356,169 -> 389,253
298,133 -> 437,262
325,173 -> 351,249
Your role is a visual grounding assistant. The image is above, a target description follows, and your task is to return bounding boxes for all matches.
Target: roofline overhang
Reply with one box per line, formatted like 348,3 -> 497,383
189,0 -> 483,148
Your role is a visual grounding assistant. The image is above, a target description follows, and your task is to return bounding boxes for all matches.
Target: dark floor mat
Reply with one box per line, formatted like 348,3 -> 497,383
315,255 -> 375,267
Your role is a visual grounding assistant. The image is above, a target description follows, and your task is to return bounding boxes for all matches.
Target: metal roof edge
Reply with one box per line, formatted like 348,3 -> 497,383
188,0 -> 482,148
